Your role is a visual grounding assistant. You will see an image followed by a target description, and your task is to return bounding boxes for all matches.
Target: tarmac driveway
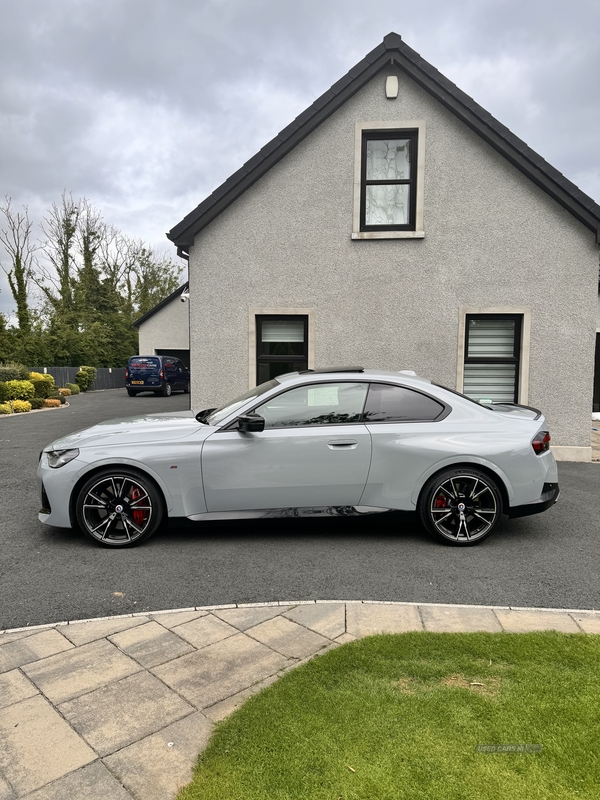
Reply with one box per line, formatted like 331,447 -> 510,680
1,388 -> 600,630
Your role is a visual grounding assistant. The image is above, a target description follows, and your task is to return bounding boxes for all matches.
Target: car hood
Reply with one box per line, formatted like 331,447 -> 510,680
45,411 -> 209,451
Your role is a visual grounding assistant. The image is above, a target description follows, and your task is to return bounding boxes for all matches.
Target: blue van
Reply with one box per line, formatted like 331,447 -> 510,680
126,355 -> 190,397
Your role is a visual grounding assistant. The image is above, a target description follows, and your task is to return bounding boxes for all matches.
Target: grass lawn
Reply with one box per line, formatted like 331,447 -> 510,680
178,632 -> 600,799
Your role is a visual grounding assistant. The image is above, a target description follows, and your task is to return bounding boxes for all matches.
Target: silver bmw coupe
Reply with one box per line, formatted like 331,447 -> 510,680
38,368 -> 559,548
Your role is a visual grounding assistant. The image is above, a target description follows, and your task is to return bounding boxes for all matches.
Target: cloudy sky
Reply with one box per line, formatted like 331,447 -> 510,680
1,0 -> 599,317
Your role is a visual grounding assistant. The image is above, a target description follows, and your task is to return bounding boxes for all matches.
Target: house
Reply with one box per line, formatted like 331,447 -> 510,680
167,33 -> 600,461
133,282 -> 190,368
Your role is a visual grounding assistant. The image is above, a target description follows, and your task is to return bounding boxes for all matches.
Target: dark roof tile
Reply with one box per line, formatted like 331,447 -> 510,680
503,132 -> 528,152
260,138 -> 282,158
365,42 -> 387,63
294,106 -> 318,126
313,90 -> 336,111
277,121 -> 300,141
223,167 -> 249,187
520,147 -> 547,168
330,73 -> 354,94
415,58 -> 440,79
348,59 -> 370,78
383,32 -> 403,49
450,87 -> 476,108
485,118 -> 512,138
469,102 -> 493,123
242,152 -> 265,172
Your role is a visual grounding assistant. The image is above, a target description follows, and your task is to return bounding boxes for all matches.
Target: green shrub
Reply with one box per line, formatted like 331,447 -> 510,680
0,402 -> 11,414
65,382 -> 80,394
4,380 -> 35,401
76,366 -> 97,391
30,378 -> 53,399
58,393 -> 66,404
0,382 -> 7,402
0,362 -> 30,382
11,399 -> 31,413
75,370 -> 90,391
30,396 -> 45,409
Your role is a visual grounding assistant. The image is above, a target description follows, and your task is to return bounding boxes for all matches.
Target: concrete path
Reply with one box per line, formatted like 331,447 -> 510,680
2,601 -> 600,799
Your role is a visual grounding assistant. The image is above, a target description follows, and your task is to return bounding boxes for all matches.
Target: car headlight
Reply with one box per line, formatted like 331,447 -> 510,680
46,449 -> 80,469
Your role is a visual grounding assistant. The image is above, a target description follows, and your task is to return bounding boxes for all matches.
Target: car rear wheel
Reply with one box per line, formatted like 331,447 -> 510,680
161,383 -> 172,397
183,382 -> 190,394
126,389 -> 137,397
418,468 -> 502,546
75,468 -> 164,547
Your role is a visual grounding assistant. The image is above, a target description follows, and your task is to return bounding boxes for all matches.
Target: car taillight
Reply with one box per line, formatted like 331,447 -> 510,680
125,369 -> 129,380
159,369 -> 164,380
532,431 -> 551,454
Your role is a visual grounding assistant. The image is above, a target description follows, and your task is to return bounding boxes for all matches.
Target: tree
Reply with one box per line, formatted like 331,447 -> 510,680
38,192 -> 80,314
0,197 -> 37,333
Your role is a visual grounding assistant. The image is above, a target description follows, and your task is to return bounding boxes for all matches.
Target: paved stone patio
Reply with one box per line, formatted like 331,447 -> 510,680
2,600 -> 600,799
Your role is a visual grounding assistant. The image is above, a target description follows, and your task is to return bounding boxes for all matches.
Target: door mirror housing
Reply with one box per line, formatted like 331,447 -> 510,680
237,413 -> 265,433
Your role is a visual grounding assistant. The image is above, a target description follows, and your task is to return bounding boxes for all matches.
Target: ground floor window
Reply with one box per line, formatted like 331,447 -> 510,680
463,314 -> 522,403
256,315 -> 308,384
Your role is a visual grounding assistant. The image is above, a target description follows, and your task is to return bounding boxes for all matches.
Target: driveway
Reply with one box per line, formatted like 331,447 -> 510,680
1,389 -> 600,630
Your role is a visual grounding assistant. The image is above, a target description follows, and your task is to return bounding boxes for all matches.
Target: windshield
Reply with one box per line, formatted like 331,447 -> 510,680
203,379 -> 279,426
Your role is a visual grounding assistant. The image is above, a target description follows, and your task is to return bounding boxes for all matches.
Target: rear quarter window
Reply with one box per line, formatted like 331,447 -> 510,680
364,383 -> 446,422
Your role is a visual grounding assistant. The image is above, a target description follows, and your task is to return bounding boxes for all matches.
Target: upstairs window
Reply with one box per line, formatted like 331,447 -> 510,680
361,131 -> 417,231
352,121 -> 425,240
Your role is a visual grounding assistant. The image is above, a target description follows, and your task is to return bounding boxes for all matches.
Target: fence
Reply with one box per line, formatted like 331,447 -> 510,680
30,367 -> 127,391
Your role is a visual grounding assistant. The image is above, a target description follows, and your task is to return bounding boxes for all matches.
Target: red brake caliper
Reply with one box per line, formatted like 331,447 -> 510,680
434,494 -> 447,508
131,487 -> 147,525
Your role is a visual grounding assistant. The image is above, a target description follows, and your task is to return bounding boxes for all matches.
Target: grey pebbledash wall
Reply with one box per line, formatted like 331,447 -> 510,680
137,293 -> 190,355
187,66 -> 598,452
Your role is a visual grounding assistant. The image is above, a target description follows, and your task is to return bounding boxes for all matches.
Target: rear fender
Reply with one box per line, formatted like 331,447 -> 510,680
410,457 -> 513,510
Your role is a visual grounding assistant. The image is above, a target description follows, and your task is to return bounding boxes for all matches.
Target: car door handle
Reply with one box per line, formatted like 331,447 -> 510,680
327,439 -> 358,449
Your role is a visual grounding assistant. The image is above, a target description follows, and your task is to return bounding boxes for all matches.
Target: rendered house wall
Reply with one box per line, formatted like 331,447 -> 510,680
187,65 -> 598,453
138,296 -> 190,355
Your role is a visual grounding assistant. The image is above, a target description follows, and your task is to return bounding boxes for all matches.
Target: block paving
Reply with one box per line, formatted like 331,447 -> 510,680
2,600 -> 600,799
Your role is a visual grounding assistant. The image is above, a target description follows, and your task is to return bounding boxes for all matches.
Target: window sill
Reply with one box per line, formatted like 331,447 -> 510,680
351,230 -> 425,240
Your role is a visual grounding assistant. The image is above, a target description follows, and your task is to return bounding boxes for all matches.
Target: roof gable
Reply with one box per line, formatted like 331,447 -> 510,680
168,32 -> 600,254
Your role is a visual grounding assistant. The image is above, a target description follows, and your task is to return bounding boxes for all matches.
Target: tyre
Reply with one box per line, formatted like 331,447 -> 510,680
183,382 -> 190,394
161,383 -> 172,397
418,468 -> 502,546
75,468 -> 164,547
127,389 -> 138,397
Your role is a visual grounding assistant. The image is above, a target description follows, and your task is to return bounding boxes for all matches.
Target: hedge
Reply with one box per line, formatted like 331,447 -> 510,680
65,382 -> 80,394
0,362 -> 30,382
43,398 -> 61,408
76,366 -> 97,391
4,380 -> 35,401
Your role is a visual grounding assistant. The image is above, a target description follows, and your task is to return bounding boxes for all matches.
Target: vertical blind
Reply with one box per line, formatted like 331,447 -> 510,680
464,317 -> 519,403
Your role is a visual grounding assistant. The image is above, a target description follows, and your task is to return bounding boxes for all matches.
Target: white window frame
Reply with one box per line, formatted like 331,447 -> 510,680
352,120 -> 426,240
456,307 -> 531,404
248,308 -> 315,389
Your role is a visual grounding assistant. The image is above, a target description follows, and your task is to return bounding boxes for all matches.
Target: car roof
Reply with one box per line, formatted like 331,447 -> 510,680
274,368 -> 432,387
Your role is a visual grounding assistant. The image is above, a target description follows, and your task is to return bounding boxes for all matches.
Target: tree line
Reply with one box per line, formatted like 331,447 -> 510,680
0,193 -> 182,367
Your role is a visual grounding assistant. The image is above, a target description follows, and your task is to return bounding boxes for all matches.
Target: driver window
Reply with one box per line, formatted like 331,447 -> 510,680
255,382 -> 368,428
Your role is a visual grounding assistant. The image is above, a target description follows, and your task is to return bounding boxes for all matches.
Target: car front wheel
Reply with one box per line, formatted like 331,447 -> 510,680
75,468 -> 164,547
418,468 -> 502,546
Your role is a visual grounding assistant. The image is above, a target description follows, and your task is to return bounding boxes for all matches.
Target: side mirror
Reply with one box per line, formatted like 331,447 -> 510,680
237,413 -> 265,433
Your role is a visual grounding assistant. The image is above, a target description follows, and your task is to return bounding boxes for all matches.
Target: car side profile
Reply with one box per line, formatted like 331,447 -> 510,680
38,368 -> 559,548
125,355 -> 190,397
